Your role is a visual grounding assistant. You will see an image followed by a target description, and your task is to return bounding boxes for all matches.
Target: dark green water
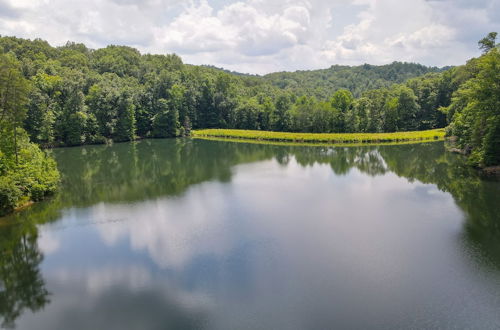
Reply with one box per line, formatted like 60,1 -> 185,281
1,139 -> 500,329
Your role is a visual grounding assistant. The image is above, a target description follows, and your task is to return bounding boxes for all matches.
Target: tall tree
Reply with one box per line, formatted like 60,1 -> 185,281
114,90 -> 136,142
152,98 -> 179,138
478,32 -> 497,54
330,89 -> 354,132
0,54 -> 30,164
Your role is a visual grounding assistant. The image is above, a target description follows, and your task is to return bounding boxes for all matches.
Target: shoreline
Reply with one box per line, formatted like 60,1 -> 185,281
192,128 -> 446,145
193,135 -> 445,148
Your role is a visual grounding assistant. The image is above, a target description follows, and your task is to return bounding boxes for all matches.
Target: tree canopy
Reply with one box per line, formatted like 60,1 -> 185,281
0,54 -> 59,216
445,46 -> 500,167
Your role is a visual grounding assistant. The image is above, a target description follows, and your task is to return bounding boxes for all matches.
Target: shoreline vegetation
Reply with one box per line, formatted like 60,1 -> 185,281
193,128 -> 445,144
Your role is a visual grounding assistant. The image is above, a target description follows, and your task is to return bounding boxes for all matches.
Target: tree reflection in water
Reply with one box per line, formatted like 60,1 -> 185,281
0,139 -> 498,327
0,222 -> 49,328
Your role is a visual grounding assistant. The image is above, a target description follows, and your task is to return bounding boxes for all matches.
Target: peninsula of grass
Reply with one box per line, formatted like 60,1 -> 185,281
192,128 -> 446,144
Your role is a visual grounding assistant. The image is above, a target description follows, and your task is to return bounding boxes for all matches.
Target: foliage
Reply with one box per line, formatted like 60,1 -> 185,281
0,129 -> 60,216
445,46 -> 500,167
478,32 -> 497,54
0,54 -> 59,216
152,98 -> 179,138
263,62 -> 444,98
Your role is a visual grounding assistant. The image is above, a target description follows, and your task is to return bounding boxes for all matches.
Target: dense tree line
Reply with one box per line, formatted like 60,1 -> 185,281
0,36 -> 458,149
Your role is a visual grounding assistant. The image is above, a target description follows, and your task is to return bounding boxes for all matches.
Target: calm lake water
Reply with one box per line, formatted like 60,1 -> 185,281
1,139 -> 500,329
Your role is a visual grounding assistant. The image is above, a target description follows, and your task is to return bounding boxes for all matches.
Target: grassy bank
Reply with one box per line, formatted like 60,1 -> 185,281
193,128 -> 446,144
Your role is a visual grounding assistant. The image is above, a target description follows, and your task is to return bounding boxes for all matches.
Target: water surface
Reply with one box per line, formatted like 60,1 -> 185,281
1,139 -> 500,329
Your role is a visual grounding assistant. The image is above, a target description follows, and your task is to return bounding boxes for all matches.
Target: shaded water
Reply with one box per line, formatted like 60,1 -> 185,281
1,139 -> 500,329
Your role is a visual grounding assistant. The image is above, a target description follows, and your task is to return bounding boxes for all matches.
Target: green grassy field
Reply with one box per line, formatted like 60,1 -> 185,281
192,128 -> 446,144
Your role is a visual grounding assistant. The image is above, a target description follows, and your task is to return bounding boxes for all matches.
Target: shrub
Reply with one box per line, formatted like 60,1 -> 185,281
0,176 -> 23,216
0,129 -> 60,216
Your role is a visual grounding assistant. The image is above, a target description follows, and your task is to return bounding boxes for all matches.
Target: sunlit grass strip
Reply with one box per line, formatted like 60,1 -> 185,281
192,128 -> 445,144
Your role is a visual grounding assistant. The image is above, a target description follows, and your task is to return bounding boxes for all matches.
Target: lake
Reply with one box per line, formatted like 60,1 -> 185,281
1,138 -> 500,329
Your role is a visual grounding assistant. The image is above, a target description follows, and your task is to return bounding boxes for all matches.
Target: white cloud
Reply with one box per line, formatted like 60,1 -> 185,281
0,0 -> 498,74
321,0 -> 459,64
156,0 -> 313,57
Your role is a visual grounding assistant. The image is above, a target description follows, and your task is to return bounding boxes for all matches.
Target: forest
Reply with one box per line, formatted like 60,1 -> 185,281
0,32 -> 498,215
0,35 -> 457,146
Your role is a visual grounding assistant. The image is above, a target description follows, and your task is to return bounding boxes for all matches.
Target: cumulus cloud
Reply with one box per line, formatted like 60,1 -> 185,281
0,0 -> 498,73
321,0 -> 460,64
155,1 -> 313,58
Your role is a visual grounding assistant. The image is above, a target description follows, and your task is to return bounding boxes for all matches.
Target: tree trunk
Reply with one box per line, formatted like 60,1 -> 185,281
13,88 -> 18,165
14,124 -> 18,165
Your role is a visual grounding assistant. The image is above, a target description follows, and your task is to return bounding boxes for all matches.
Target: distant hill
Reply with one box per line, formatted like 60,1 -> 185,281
262,62 -> 447,98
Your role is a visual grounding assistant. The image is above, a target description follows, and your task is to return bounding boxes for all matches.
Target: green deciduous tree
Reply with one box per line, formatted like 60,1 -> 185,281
478,32 -> 497,54
152,98 -> 180,138
446,46 -> 500,166
0,54 -> 30,163
0,55 -> 59,215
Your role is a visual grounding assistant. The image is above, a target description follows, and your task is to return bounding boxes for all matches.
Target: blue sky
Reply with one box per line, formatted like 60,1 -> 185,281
0,0 -> 498,74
